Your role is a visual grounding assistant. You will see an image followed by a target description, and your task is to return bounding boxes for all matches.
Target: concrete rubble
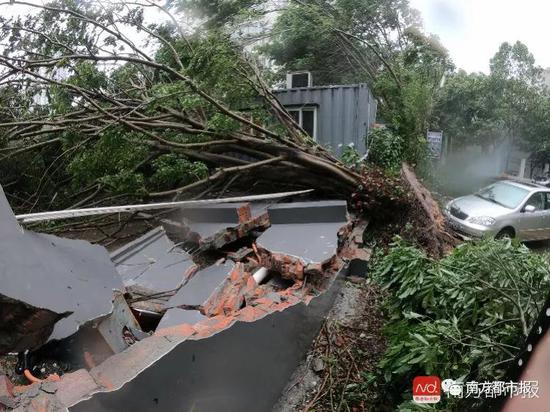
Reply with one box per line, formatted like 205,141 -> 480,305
0,186 -> 123,355
0,184 -> 371,411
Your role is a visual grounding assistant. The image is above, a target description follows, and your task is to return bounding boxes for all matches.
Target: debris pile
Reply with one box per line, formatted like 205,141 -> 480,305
0,185 -> 370,411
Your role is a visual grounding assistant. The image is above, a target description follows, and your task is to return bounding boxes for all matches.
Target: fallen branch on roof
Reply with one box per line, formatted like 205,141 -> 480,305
0,0 -> 364,211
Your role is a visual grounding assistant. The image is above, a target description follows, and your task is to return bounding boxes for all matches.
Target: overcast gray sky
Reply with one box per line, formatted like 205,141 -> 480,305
409,0 -> 550,74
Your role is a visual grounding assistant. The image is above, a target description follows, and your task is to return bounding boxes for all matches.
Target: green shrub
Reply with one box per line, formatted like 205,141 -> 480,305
370,237 -> 550,410
366,128 -> 405,171
341,144 -> 362,168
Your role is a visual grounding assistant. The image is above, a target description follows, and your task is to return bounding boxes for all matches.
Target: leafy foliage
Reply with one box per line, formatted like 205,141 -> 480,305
370,237 -> 550,410
149,154 -> 208,190
367,128 -> 405,171
434,41 -> 548,160
340,144 -> 362,168
66,132 -> 148,193
0,1 -> 282,209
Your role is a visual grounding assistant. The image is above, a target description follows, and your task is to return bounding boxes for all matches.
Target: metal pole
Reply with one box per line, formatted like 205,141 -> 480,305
15,189 -> 314,223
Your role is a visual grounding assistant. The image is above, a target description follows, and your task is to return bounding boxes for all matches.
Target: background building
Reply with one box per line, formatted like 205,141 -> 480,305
273,72 -> 377,156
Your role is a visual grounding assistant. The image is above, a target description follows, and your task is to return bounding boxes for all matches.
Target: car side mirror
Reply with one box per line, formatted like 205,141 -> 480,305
524,205 -> 536,213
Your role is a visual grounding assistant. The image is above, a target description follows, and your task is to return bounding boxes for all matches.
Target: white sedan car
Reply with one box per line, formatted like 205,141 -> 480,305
444,180 -> 550,240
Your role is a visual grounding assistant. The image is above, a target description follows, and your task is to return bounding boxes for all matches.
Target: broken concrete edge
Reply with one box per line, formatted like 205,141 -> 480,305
3,208 -> 366,410
1,184 -> 126,352
157,281 -> 311,340
8,370 -> 88,411
3,268 -> 346,411
72,271 -> 347,411
196,211 -> 271,252
0,286 -> 124,359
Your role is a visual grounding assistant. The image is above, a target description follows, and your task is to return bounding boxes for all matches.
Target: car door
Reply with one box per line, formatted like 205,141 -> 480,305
516,192 -> 548,240
543,192 -> 550,240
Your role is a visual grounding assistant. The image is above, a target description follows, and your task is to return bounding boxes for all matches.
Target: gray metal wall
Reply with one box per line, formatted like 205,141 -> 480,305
273,84 -> 377,155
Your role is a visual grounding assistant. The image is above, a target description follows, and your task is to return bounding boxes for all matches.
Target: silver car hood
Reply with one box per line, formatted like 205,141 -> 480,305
450,195 -> 512,218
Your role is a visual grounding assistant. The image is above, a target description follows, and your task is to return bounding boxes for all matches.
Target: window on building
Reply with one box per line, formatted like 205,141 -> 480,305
287,107 -> 317,140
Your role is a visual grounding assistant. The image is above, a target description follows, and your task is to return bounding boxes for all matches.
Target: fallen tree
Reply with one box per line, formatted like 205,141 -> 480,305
0,0 -> 358,200
0,0 -> 455,257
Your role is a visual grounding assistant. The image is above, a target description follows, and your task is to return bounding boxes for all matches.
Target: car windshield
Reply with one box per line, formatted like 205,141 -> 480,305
476,182 -> 530,209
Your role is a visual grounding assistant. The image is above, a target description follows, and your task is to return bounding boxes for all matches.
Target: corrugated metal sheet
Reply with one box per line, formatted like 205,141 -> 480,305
273,84 -> 377,155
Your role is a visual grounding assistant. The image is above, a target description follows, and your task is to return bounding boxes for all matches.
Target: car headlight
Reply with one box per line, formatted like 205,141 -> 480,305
467,216 -> 495,226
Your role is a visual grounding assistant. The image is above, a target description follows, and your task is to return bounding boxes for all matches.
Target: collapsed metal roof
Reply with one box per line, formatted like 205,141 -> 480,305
257,201 -> 346,263
111,227 -> 196,293
0,187 -> 370,411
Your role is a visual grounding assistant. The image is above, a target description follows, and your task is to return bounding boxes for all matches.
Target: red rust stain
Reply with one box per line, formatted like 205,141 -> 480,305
155,323 -> 196,338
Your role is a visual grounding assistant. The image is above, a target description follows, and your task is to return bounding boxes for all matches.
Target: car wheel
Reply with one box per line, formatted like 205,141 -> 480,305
495,228 -> 515,240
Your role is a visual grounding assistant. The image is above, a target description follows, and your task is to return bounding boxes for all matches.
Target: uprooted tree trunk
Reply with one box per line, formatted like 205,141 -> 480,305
349,163 -> 456,258
400,163 -> 458,257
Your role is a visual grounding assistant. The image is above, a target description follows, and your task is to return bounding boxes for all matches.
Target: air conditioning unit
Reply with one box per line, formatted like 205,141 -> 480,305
286,71 -> 312,88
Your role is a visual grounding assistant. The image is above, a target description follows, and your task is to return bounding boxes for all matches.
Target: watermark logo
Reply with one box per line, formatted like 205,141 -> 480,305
442,379 -> 464,397
413,376 -> 441,403
442,379 -> 539,399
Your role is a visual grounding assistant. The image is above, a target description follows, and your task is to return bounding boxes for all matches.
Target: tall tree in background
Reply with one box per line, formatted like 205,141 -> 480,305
435,41 -> 549,169
433,71 -> 501,153
263,0 -> 453,156
489,41 -> 545,168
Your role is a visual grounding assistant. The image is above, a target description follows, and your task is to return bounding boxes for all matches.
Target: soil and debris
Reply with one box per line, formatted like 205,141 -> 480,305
274,279 -> 386,411
354,164 -> 458,257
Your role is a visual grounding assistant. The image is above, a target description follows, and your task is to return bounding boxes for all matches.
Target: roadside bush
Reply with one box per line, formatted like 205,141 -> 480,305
366,128 -> 405,171
370,237 -> 550,410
